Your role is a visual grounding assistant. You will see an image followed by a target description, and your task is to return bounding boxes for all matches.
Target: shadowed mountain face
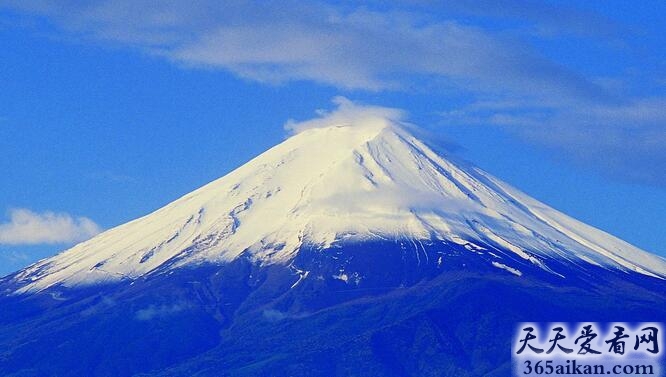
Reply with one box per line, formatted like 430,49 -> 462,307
1,240 -> 664,376
0,123 -> 664,376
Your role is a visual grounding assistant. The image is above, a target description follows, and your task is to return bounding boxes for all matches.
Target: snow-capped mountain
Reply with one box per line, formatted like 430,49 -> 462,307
10,120 -> 665,293
1,120 -> 665,377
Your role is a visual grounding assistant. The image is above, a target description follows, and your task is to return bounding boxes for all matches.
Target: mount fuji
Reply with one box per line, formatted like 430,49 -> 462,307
1,120 -> 664,376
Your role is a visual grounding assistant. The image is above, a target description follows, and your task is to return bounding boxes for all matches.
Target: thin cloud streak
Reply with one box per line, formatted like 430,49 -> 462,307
1,0 -> 664,187
441,97 -> 666,186
400,0 -> 623,38
1,0 -> 609,99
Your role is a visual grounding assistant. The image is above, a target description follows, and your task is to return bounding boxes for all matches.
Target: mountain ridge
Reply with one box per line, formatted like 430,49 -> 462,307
7,121 -> 666,294
1,121 -> 665,377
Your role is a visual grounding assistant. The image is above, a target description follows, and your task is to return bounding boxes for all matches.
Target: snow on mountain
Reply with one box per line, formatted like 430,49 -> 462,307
10,120 -> 666,293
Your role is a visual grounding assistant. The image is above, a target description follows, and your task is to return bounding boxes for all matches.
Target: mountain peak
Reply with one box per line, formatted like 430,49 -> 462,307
10,123 -> 666,293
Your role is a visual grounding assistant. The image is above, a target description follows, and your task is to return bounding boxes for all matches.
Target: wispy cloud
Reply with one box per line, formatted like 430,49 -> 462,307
0,249 -> 30,264
0,208 -> 101,245
401,0 -> 623,38
1,1 -> 664,187
440,97 -> 666,186
285,96 -> 405,134
0,0 -> 608,99
287,97 -> 462,154
88,171 -> 138,185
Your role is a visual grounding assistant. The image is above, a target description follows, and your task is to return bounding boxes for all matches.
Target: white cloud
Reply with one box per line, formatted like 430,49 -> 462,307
1,0 -> 606,99
0,208 -> 102,245
285,96 -> 405,134
1,1 -> 664,187
440,97 -> 666,186
401,0 -> 622,38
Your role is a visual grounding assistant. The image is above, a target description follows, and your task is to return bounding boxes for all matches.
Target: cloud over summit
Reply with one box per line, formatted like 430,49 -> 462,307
285,97 -> 405,134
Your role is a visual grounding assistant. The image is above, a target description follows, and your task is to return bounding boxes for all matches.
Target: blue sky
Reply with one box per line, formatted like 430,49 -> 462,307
1,1 -> 665,275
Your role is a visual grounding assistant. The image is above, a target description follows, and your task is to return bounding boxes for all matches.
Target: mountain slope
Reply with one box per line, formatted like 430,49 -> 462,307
1,121 -> 665,377
7,121 -> 665,294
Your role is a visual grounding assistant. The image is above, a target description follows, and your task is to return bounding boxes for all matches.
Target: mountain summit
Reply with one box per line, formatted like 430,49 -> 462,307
10,121 -> 665,293
1,119 -> 665,377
